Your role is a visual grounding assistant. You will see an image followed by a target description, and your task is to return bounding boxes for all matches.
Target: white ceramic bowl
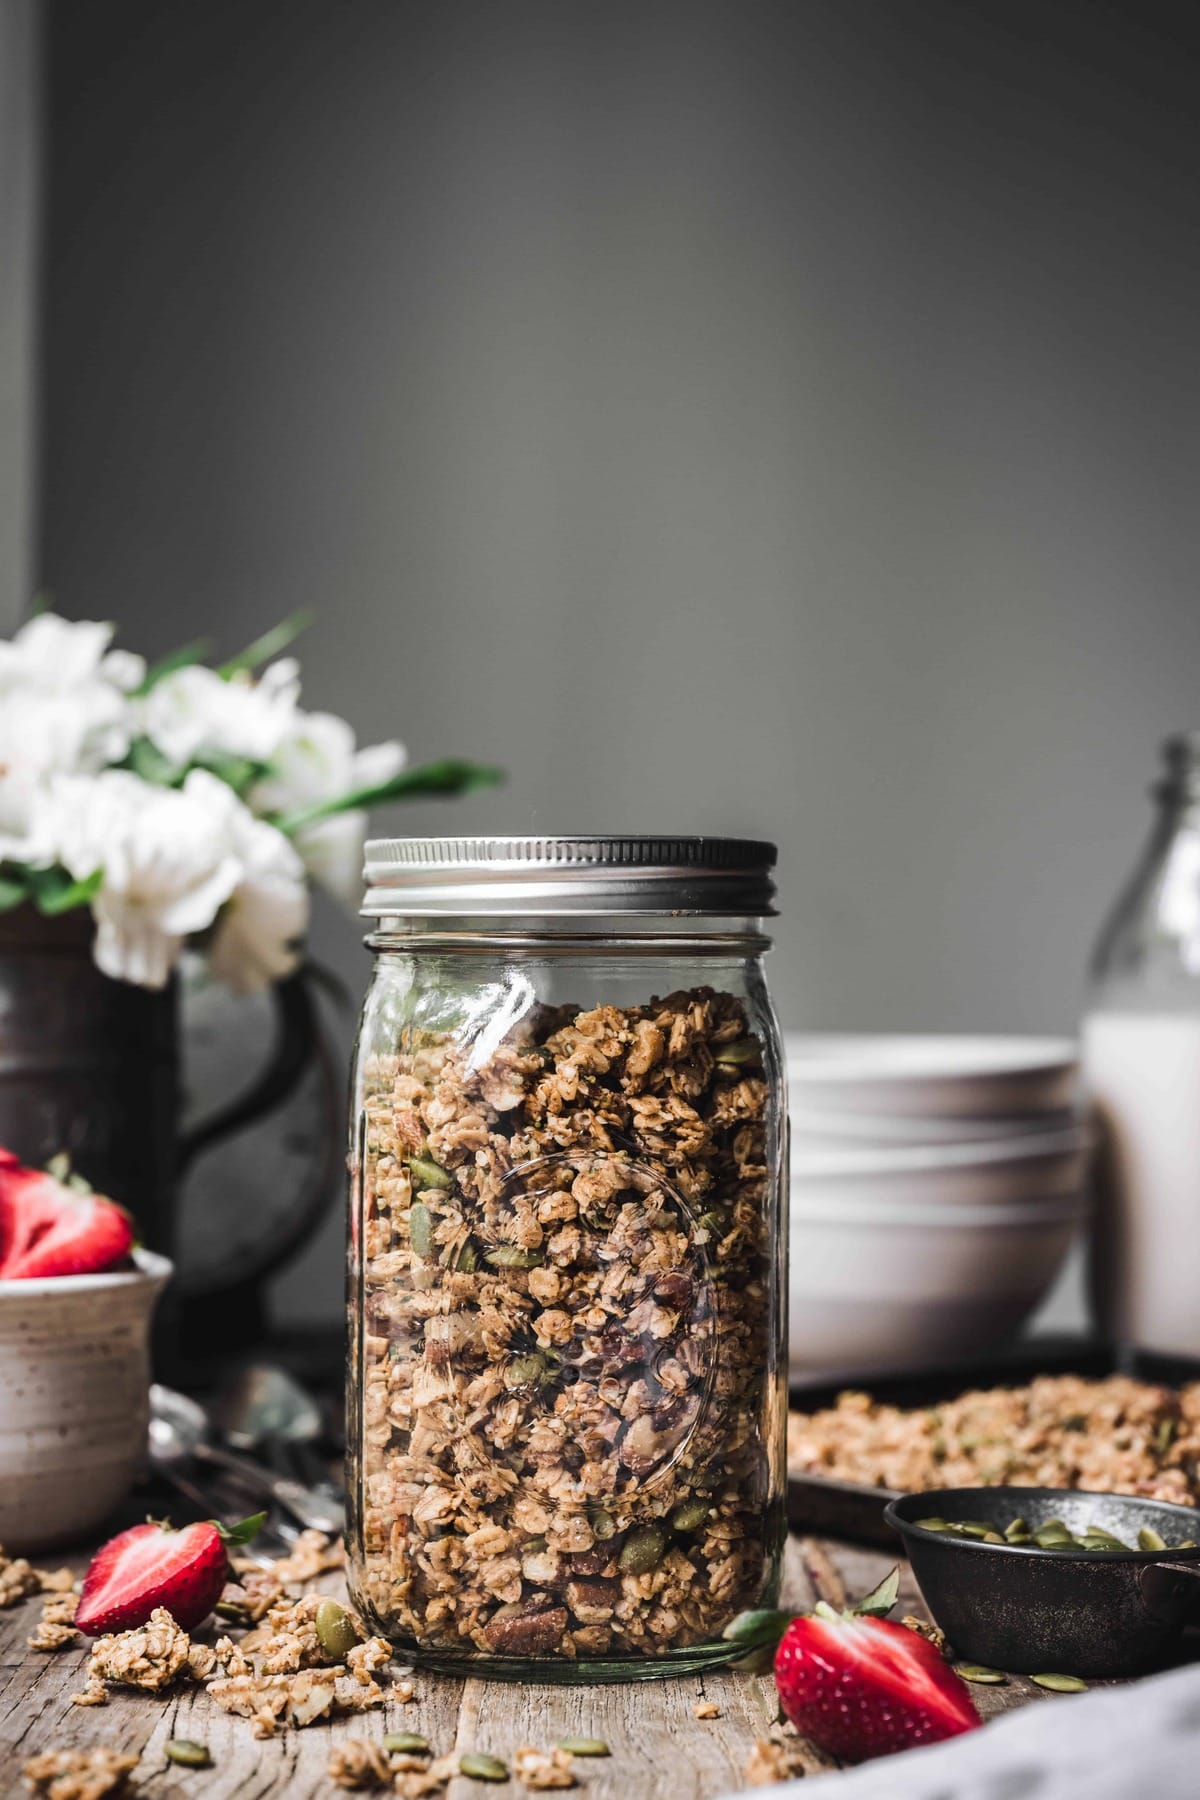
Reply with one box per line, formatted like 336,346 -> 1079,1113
0,1250 -> 171,1552
786,1034 -> 1079,1119
788,1192 -> 1086,1374
789,1104 -> 1079,1147
790,1123 -> 1091,1208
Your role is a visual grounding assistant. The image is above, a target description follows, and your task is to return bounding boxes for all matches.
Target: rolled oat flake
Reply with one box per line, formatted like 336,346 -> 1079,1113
346,837 -> 786,1680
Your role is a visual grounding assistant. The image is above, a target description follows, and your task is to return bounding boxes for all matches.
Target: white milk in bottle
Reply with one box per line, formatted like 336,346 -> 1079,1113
1085,734 -> 1200,1359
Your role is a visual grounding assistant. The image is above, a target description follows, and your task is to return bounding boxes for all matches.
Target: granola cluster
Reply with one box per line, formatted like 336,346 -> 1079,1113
0,1546 -> 73,1610
351,985 -> 781,1664
21,1749 -> 137,1800
789,1374 -> 1200,1502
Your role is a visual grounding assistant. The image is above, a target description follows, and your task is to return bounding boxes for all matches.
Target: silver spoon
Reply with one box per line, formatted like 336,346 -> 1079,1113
149,1385 -> 344,1535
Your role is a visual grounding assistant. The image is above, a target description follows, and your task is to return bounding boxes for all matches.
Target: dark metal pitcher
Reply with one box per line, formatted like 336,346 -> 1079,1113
0,906 -> 339,1354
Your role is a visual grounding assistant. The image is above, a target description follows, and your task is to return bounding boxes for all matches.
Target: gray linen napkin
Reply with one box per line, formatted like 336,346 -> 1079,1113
724,1662 -> 1200,1800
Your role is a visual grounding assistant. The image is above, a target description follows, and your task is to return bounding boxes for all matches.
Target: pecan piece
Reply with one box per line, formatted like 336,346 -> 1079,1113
483,1604 -> 568,1656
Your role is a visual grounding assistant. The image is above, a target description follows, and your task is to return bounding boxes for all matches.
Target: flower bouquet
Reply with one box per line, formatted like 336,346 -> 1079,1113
0,610 -> 499,990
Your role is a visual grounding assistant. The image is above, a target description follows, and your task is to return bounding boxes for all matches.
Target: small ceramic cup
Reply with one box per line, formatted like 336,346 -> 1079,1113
0,1249 -> 172,1552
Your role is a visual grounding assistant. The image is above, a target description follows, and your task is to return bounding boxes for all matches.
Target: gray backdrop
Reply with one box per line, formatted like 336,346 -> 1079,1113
32,0 -> 1200,1322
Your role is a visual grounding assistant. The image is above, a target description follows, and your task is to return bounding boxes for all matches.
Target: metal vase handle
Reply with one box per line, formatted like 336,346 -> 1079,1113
176,969 -> 343,1299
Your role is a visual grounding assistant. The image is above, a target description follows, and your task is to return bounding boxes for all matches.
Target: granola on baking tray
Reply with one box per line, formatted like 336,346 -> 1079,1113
788,1374 -> 1200,1503
348,984 -> 783,1666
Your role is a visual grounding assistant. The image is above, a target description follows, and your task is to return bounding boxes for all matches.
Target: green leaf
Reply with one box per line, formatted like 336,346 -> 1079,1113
192,751 -> 272,799
277,758 -> 505,836
720,1608 -> 797,1651
135,639 -> 213,694
218,609 -> 314,678
26,866 -> 103,916
0,871 -> 29,913
123,735 -> 185,787
854,1566 -> 901,1619
215,1510 -> 268,1549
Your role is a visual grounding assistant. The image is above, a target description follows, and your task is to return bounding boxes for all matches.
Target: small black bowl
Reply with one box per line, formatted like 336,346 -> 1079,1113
885,1487 -> 1200,1678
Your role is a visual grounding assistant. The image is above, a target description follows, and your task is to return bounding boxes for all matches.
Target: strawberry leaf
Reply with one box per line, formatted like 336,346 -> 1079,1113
216,1511 -> 267,1549
854,1567 -> 901,1620
721,1608 -> 797,1651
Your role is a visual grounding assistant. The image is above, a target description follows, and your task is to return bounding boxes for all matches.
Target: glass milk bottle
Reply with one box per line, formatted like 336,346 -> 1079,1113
1086,735 -> 1200,1359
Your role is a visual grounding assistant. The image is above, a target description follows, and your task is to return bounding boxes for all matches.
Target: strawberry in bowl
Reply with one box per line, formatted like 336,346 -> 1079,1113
0,1147 -> 169,1552
0,1149 -> 135,1278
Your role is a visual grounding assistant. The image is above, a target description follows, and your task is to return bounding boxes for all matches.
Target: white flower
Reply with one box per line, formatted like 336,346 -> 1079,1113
251,711 -> 405,903
138,659 -> 301,768
46,770 -> 243,988
0,615 -> 145,860
0,613 -> 145,696
186,772 -> 309,994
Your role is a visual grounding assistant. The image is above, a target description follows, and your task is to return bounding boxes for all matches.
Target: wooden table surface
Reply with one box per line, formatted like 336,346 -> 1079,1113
1,1533 -> 1058,1800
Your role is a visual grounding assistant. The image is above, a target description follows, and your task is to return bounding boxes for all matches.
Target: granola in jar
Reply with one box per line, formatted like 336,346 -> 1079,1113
347,837 -> 786,1680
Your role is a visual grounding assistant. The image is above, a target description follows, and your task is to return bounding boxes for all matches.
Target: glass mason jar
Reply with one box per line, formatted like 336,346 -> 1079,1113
346,837 -> 787,1681
1085,735 -> 1200,1358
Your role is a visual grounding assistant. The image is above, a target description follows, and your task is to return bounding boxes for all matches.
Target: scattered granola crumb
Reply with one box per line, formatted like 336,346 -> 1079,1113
36,1566 -> 77,1593
392,1675 -> 416,1702
902,1614 -> 947,1652
0,1546 -> 42,1608
22,1747 -> 137,1800
234,1529 -> 343,1586
327,1739 -> 394,1789
69,1679 -> 109,1708
85,1606 -> 199,1693
513,1745 -> 576,1789
692,1700 -> 721,1719
743,1734 -> 817,1786
29,1591 -> 80,1652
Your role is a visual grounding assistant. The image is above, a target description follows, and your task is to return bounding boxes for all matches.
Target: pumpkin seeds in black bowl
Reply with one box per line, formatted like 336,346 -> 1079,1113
886,1486 -> 1200,1678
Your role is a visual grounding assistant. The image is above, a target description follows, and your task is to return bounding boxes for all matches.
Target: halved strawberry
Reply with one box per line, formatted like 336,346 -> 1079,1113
725,1569 -> 980,1764
75,1513 -> 265,1636
0,1150 -> 134,1279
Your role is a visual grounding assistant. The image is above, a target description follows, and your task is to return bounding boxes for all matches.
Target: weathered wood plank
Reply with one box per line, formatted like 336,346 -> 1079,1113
0,1535 -> 1051,1796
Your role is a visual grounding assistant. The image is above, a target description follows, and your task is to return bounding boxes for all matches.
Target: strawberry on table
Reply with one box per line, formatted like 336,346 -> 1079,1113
0,1148 -> 134,1279
76,1514 -> 265,1636
725,1568 -> 980,1764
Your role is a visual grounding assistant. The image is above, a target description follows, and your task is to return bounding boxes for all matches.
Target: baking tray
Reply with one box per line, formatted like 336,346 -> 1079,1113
786,1336 -> 1200,1548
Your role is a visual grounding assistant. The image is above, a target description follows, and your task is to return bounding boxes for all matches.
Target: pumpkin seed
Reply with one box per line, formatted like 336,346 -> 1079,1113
214,1598 -> 250,1622
557,1739 -> 610,1756
618,1525 -> 667,1575
443,1237 -> 478,1272
1031,1673 -> 1088,1692
1004,1518 -> 1030,1542
1033,1523 -> 1077,1549
589,1509 -> 617,1541
484,1245 -> 545,1269
670,1499 -> 711,1533
955,1665 -> 1006,1685
1155,1417 -> 1176,1456
522,1536 -> 548,1555
956,1522 -> 996,1540
712,1037 -> 760,1066
408,1154 -> 452,1190
385,1733 -> 430,1754
1138,1526 -> 1168,1552
409,1201 -> 434,1259
165,1741 -> 212,1769
459,1751 -> 509,1781
1179,1540 -> 1197,1549
915,1517 -> 950,1531
505,1352 -> 547,1388
315,1597 -> 361,1659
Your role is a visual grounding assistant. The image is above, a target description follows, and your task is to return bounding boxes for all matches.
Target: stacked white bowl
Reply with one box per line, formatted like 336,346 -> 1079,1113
786,1035 -> 1087,1376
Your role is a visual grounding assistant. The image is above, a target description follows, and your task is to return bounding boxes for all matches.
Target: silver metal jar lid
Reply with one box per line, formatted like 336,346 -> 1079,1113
361,836 -> 777,918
